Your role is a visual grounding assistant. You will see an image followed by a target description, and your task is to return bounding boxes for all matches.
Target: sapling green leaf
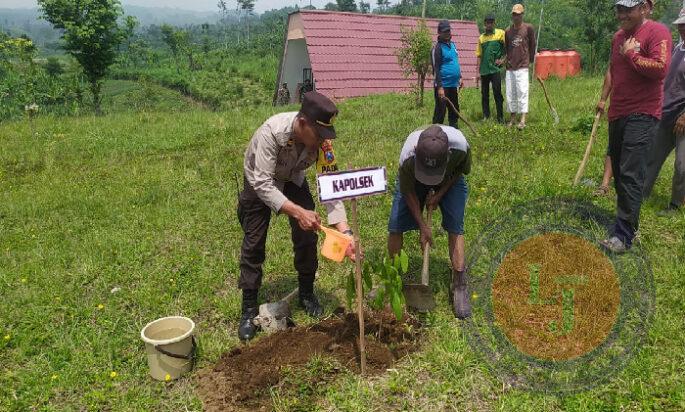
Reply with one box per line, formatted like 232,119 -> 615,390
362,262 -> 373,292
391,291 -> 403,320
399,250 -> 409,273
344,250 -> 407,321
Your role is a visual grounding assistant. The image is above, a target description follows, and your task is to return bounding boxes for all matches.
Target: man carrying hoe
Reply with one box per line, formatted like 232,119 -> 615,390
596,0 -> 672,253
387,125 -> 472,319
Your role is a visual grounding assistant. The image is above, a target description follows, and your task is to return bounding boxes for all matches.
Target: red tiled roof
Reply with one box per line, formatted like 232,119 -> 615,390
290,10 -> 480,101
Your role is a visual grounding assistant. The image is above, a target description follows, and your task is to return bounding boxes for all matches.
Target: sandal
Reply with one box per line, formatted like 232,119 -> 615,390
593,185 -> 610,197
517,122 -> 526,130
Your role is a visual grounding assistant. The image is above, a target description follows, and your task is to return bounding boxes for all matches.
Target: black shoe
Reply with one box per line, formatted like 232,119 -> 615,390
299,293 -> 323,318
238,307 -> 258,341
657,203 -> 681,217
451,270 -> 472,319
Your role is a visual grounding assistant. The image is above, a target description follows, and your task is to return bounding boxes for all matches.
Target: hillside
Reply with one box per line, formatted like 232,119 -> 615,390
0,6 -> 222,50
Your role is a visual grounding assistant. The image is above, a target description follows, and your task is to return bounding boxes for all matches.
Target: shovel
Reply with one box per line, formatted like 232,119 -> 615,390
403,192 -> 437,312
253,287 -> 298,333
536,76 -> 560,126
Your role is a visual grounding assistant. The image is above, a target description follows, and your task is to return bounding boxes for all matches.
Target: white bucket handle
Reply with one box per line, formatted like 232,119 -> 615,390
154,336 -> 196,360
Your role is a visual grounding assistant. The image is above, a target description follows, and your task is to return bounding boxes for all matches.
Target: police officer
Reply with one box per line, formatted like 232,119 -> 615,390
237,91 -> 354,341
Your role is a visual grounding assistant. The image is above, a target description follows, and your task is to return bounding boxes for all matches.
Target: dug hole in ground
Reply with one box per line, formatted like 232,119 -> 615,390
196,308 -> 422,411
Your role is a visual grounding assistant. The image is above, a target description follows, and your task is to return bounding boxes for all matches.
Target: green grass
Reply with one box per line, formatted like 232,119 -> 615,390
111,53 -> 278,109
1,76 -> 684,411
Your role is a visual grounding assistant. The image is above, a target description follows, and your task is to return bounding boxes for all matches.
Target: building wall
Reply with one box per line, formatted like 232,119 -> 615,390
281,39 -> 312,104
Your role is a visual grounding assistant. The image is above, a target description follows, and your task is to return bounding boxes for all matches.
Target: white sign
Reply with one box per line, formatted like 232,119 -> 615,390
317,167 -> 387,203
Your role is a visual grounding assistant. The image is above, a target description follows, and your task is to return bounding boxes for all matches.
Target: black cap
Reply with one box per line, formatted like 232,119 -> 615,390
301,91 -> 338,139
485,13 -> 496,21
415,125 -> 449,186
438,20 -> 451,33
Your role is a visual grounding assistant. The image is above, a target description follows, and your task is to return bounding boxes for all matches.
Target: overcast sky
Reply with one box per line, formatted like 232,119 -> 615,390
0,0 -> 334,14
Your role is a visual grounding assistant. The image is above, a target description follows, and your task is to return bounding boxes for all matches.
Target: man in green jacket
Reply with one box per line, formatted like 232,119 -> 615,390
476,14 -> 505,123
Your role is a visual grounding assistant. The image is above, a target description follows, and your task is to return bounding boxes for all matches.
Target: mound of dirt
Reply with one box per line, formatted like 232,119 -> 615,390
196,310 -> 421,411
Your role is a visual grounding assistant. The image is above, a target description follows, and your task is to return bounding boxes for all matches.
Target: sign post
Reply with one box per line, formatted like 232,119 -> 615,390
317,166 -> 387,375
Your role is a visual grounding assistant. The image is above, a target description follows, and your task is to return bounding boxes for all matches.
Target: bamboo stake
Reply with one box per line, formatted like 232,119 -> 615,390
350,197 -> 366,375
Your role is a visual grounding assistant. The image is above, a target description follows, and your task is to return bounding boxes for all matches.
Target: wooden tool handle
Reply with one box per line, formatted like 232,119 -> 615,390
442,97 -> 479,137
282,287 -> 299,303
421,191 -> 435,286
573,111 -> 603,186
537,76 -> 553,107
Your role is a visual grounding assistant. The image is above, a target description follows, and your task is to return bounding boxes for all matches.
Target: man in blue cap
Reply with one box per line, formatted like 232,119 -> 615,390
387,125 -> 472,319
432,20 -> 464,129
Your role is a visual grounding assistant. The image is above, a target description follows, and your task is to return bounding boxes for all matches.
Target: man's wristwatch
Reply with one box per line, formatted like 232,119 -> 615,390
343,229 -> 353,236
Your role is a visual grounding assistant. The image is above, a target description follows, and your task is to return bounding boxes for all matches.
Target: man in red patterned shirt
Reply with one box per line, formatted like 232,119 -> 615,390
596,0 -> 672,253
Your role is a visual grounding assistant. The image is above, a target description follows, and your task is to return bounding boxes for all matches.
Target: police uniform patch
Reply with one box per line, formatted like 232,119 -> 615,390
317,139 -> 339,174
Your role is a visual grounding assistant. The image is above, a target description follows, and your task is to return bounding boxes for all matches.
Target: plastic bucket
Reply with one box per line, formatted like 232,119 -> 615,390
140,316 -> 196,381
320,226 -> 352,262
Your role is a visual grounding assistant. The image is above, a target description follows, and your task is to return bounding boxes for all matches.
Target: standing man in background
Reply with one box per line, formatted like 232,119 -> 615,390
597,0 -> 672,253
643,7 -> 685,216
504,3 -> 536,130
276,82 -> 290,106
432,20 -> 464,129
476,14 -> 506,123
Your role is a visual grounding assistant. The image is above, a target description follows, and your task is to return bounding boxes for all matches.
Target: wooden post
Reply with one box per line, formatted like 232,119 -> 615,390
350,197 -> 366,375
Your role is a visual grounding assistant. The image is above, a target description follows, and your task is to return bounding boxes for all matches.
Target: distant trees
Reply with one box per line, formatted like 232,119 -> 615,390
122,16 -> 139,51
336,0 -> 358,12
237,0 -> 256,43
360,2 -> 371,13
376,0 -> 390,13
38,0 -> 134,114
160,24 -> 198,71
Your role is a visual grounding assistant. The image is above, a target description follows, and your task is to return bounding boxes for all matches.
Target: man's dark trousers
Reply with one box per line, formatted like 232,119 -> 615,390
608,114 -> 658,245
433,87 -> 459,128
481,72 -> 504,122
643,118 -> 685,206
237,178 -> 318,290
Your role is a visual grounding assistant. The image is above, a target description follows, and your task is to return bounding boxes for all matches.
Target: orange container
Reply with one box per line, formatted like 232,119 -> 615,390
552,50 -> 568,79
567,50 -> 581,77
319,226 -> 352,262
534,50 -> 555,80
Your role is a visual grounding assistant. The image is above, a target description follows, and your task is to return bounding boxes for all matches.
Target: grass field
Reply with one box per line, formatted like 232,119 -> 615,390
1,76 -> 684,411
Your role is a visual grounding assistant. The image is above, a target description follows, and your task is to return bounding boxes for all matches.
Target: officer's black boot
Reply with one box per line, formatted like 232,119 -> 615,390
298,276 -> 323,318
238,289 -> 259,341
